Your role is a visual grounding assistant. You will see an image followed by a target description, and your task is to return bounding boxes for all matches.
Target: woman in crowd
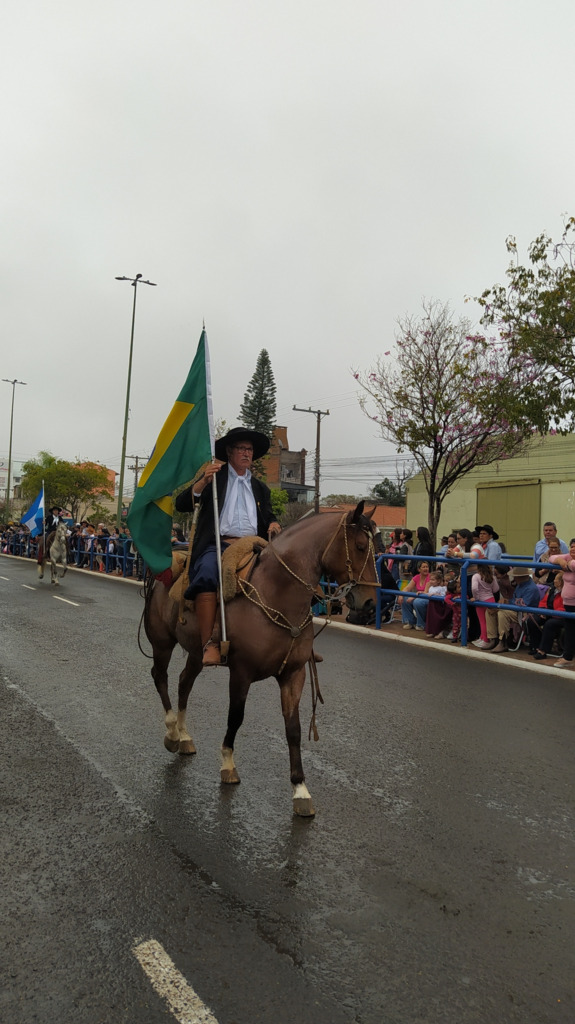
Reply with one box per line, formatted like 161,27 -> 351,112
527,572 -> 565,660
397,527 -> 414,584
413,526 -> 434,562
399,560 -> 431,630
470,563 -> 499,649
446,528 -> 484,642
387,528 -> 403,584
550,540 -> 575,668
534,538 -> 562,586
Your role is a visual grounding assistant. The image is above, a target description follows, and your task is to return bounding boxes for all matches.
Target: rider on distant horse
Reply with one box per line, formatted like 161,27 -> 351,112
37,505 -> 64,564
175,427 -> 281,666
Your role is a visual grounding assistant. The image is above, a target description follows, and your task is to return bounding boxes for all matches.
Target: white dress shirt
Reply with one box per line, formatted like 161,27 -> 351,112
219,465 -> 258,537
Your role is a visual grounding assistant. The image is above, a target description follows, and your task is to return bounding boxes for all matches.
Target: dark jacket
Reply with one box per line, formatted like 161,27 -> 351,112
175,465 -> 278,561
45,512 -> 63,535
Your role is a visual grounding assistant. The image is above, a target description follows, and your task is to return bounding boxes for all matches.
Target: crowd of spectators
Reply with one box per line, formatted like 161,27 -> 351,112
382,520 -> 575,669
1,517 -> 143,579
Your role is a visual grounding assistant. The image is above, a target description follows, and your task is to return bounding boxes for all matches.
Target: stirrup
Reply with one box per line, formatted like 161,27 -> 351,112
202,640 -> 221,666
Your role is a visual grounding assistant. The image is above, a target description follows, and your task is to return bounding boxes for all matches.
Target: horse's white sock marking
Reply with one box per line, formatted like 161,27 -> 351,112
292,782 -> 311,801
221,746 -> 235,771
133,938 -> 219,1024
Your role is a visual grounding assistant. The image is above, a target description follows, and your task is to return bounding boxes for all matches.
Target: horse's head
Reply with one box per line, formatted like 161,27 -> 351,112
321,501 -> 379,620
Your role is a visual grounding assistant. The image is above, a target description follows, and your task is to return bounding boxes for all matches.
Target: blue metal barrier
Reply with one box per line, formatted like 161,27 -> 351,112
1,534 -> 140,579
376,553 -> 575,647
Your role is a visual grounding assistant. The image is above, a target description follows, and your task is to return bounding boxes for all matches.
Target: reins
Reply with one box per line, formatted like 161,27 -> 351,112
239,513 -> 380,677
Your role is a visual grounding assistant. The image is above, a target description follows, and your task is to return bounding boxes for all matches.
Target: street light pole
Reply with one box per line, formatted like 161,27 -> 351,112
2,378 -> 27,520
115,273 -> 156,527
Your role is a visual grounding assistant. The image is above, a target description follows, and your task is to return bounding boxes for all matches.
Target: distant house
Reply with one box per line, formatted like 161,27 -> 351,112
264,426 -> 315,503
405,433 -> 575,556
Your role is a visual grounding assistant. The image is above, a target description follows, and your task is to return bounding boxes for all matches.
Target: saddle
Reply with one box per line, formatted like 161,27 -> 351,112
221,536 -> 268,602
167,536 -> 268,606
167,550 -> 190,604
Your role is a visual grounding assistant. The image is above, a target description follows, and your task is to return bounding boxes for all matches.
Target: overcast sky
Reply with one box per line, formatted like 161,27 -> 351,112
2,0 -> 575,498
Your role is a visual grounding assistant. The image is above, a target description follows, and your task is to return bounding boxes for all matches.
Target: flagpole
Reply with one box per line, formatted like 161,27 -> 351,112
42,479 -> 46,556
211,475 -> 229,661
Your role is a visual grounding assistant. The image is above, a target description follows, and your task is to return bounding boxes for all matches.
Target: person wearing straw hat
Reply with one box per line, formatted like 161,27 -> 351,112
175,427 -> 281,666
490,566 -> 539,653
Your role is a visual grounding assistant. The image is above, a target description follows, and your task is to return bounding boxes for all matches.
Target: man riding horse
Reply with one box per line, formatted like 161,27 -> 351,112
175,427 -> 281,666
37,505 -> 65,564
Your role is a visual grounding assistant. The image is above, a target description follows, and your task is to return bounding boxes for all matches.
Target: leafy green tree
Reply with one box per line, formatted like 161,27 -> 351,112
476,217 -> 575,431
355,300 -> 537,547
270,488 -> 289,520
370,477 -> 406,506
21,451 -> 113,523
239,349 -> 277,438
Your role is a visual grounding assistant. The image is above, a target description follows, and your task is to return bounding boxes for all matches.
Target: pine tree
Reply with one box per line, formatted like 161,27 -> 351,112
239,349 -> 277,438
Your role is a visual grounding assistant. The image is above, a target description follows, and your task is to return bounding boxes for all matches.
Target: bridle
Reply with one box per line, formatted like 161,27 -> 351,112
319,511 -> 380,600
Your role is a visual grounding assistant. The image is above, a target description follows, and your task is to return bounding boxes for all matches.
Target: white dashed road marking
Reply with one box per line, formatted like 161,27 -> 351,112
0,575 -> 10,580
53,596 -> 80,606
133,939 -> 219,1024
22,584 -> 36,590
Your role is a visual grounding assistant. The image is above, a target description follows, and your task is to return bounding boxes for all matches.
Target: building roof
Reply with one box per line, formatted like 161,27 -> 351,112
319,503 -> 406,527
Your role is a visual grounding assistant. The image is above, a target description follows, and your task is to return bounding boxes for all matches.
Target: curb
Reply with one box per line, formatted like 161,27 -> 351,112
1,553 -> 142,586
313,616 -> 575,678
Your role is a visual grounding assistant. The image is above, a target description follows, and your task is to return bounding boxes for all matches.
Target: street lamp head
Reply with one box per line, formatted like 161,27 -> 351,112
115,274 -> 157,287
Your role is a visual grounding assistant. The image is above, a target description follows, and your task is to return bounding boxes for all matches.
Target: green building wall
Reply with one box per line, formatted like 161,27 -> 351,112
405,434 -> 575,556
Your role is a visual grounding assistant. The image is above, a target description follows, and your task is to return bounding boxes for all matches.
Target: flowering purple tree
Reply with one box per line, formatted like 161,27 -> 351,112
355,300 -> 537,546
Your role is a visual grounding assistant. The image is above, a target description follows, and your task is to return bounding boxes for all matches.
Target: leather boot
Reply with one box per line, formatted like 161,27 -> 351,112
194,592 -> 221,666
492,639 -> 507,653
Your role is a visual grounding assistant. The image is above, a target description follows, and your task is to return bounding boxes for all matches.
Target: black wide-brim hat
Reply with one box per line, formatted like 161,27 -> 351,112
215,427 -> 270,462
49,506 -> 62,514
481,524 -> 499,540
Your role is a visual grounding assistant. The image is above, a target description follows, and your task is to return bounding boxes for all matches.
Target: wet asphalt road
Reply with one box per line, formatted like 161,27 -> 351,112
1,555 -> 574,1024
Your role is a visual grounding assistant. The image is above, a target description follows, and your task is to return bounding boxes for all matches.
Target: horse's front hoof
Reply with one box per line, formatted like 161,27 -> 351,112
292,782 -> 315,817
221,768 -> 240,784
178,739 -> 197,755
163,736 -> 180,753
293,797 -> 315,817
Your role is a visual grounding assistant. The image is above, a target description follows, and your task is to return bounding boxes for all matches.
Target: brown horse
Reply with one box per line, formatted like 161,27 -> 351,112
143,501 -> 380,817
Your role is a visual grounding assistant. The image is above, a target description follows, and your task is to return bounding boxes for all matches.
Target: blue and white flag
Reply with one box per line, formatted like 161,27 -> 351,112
21,486 -> 45,537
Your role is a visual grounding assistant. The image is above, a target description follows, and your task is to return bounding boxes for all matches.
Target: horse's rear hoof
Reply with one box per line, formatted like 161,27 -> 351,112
178,739 -> 196,755
221,768 -> 240,784
293,797 -> 315,817
164,737 -> 180,753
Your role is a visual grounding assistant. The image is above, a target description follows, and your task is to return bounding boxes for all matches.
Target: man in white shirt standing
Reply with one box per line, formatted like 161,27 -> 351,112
175,428 -> 281,666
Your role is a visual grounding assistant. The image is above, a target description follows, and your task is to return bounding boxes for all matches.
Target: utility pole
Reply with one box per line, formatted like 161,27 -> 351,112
127,455 -> 148,495
292,405 -> 329,514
